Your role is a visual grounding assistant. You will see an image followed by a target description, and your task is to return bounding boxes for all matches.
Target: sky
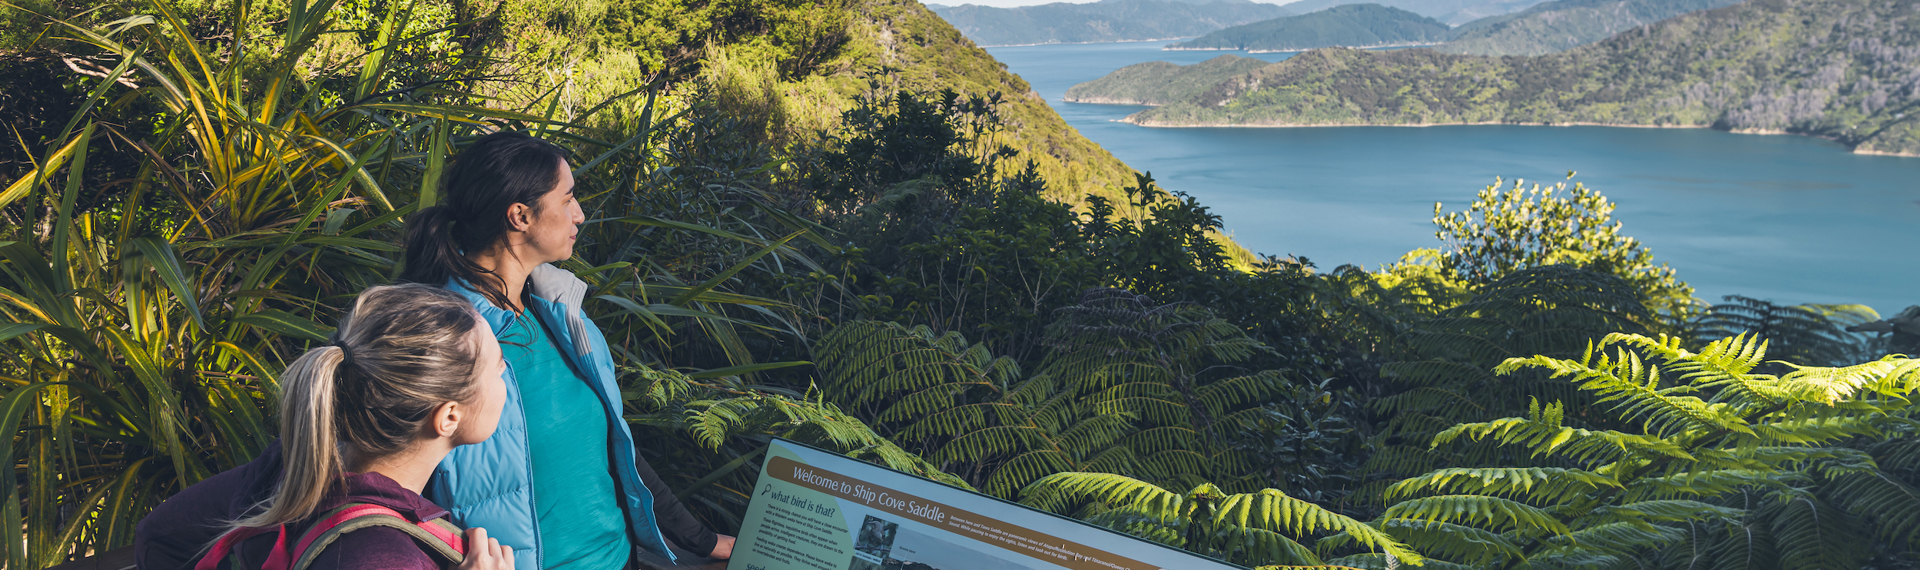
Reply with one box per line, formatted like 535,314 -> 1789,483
929,0 -> 1303,9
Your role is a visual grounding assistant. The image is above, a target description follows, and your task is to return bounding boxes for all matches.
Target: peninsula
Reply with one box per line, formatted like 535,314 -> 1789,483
1063,55 -> 1269,105
1115,0 -> 1920,156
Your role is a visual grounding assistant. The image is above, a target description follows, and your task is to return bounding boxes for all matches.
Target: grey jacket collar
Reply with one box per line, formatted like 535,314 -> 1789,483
527,263 -> 593,357
446,264 -> 593,357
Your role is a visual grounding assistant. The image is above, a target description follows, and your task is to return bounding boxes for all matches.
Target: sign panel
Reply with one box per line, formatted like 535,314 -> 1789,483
729,439 -> 1244,570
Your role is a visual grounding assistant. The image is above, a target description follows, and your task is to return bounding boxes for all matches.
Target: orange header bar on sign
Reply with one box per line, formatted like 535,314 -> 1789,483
767,456 -> 1161,570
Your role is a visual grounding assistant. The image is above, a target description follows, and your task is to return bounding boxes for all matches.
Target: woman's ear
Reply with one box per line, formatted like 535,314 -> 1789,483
430,400 -> 463,439
504,202 -> 533,232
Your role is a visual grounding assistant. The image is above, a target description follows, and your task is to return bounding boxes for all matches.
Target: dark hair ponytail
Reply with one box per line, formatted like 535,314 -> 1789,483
401,131 -> 569,308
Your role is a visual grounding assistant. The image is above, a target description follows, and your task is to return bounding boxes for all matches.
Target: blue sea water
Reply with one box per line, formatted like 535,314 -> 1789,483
986,41 -> 1920,315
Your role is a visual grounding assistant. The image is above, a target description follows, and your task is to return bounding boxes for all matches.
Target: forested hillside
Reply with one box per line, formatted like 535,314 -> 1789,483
1438,0 -> 1744,55
926,0 -> 1290,46
1130,0 -> 1920,156
1167,4 -> 1451,51
836,0 -> 1146,201
1063,54 -> 1269,104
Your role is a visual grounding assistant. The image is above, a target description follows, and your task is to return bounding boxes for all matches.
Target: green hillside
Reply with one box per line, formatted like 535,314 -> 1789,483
1166,3 -> 1451,51
926,0 -> 1290,46
1439,0 -> 1744,55
1130,0 -> 1920,156
597,0 -> 1152,204
1063,54 -> 1269,105
835,0 -> 1144,200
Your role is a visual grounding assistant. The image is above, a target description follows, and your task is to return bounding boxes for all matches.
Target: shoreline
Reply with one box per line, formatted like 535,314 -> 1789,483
1061,96 -> 1161,105
1114,118 -> 1920,157
1164,42 -> 1443,53
975,37 -> 1191,48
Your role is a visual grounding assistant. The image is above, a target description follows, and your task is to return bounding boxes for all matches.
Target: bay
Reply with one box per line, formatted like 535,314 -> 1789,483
986,41 -> 1920,315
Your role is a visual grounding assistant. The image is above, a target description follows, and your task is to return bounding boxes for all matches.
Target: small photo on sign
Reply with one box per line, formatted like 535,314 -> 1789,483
852,514 -> 900,565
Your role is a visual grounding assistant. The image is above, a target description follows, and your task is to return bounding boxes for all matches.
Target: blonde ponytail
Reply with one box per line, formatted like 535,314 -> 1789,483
235,347 -> 347,529
227,284 -> 482,532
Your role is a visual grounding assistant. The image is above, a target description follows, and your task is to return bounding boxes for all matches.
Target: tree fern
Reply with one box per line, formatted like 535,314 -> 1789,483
1369,266 -> 1659,482
1375,332 -> 1920,568
813,287 -> 1292,497
1695,295 -> 1882,368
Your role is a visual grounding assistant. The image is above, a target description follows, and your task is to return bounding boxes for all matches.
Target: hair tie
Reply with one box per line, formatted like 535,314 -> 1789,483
331,343 -> 353,369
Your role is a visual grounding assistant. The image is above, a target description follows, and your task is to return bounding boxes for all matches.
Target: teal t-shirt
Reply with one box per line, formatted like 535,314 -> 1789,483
500,311 -> 629,569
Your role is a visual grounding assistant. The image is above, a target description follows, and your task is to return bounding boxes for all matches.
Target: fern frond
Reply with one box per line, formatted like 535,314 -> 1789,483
1867,435 -> 1920,473
1326,553 -> 1478,570
1518,547 -> 1623,569
1545,521 -> 1685,554
1432,415 -> 1693,463
1705,517 -> 1779,570
1825,469 -> 1920,546
983,450 -> 1077,499
1766,494 -> 1868,570
1498,348 -> 1748,437
1623,469 -> 1802,501
1383,495 -> 1570,535
1778,356 -> 1920,404
1385,467 -> 1619,504
1215,489 -> 1423,565
1194,371 -> 1287,418
1378,360 -> 1496,392
1216,525 -> 1325,566
1749,414 -> 1892,446
1082,507 -> 1186,547
1369,385 -> 1488,418
1368,519 -> 1522,566
1589,499 -> 1743,525
1021,472 -> 1182,518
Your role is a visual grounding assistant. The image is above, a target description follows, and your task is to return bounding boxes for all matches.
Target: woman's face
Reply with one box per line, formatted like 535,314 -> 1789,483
453,321 -> 508,446
521,158 -> 585,264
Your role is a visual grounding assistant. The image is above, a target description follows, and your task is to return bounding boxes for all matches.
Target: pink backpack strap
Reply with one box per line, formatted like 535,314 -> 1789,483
280,503 -> 467,570
194,505 -> 466,570
192,525 -> 284,570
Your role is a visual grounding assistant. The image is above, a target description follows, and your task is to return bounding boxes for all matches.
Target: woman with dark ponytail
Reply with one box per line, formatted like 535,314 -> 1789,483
399,131 -> 733,570
135,285 -> 514,570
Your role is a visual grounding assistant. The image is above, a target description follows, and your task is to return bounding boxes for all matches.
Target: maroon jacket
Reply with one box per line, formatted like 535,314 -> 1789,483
136,441 -> 451,570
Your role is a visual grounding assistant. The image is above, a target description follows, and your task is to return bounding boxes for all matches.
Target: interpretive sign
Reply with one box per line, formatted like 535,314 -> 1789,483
728,439 -> 1244,570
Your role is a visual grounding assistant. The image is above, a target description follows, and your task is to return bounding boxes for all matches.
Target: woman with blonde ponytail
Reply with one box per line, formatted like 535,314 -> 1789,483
136,285 -> 515,570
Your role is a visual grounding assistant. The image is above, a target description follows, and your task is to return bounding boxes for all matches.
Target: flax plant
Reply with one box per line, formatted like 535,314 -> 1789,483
0,2 -> 846,565
0,1 -> 514,565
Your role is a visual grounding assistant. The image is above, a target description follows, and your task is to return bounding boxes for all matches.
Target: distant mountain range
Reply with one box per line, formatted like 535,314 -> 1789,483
1438,0 -> 1745,55
927,0 -> 1682,55
925,0 -> 1290,46
1063,54 -> 1270,104
1166,4 -> 1450,51
1083,0 -> 1920,156
1279,0 -> 1550,25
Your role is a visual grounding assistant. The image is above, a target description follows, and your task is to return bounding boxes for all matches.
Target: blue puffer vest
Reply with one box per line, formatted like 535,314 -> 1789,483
428,268 -> 677,569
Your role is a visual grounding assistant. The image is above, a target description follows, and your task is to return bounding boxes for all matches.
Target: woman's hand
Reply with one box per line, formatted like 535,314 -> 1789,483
459,527 -> 514,570
708,534 -> 736,560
